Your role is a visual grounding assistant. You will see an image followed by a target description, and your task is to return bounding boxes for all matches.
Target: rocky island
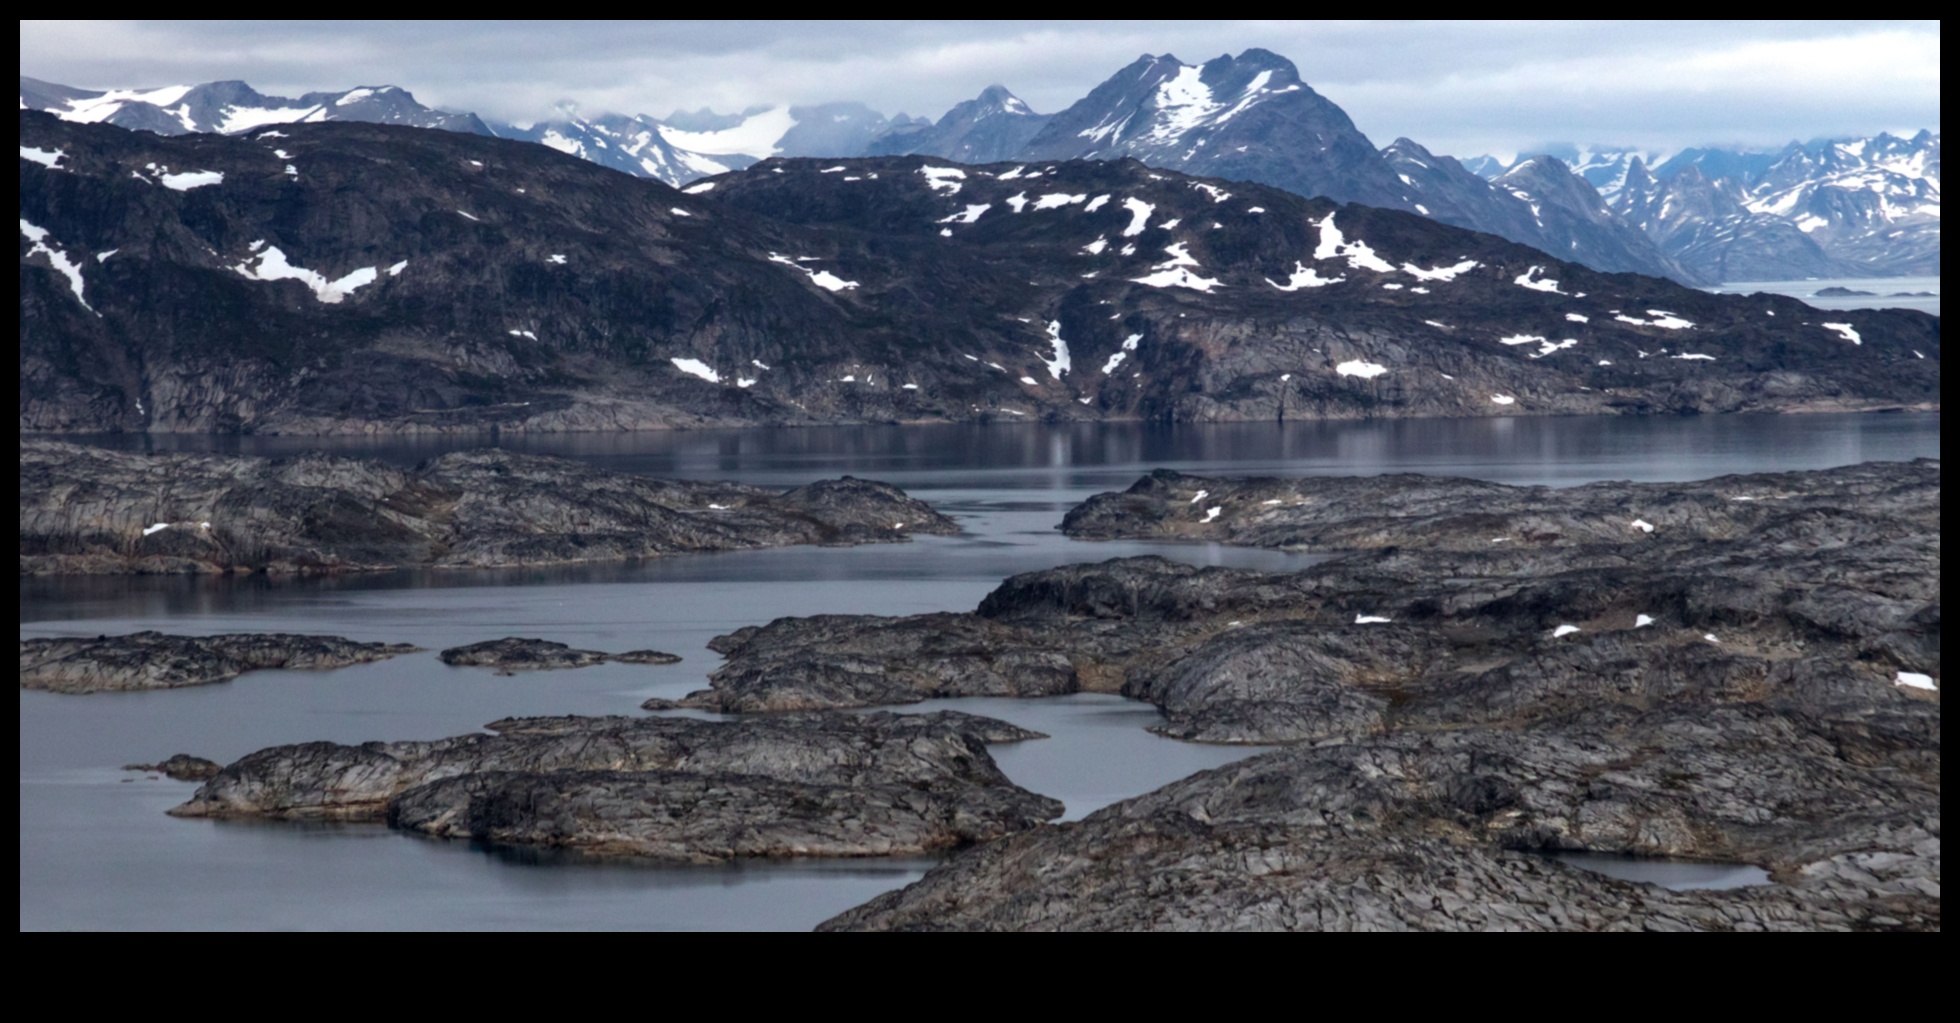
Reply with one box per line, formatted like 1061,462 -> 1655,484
19,440 -> 956,575
20,631 -> 418,693
170,711 -> 1061,862
438,638 -> 682,672
644,459 -> 1937,929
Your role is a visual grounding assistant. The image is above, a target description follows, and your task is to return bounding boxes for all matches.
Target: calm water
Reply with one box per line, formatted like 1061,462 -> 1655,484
21,414 -> 1941,929
1705,275 -> 1940,317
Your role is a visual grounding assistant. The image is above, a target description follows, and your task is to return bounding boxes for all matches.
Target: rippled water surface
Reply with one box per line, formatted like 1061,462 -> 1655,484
21,413 -> 1940,929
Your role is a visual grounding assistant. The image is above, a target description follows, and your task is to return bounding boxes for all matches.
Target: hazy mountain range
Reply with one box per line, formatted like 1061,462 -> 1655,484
19,53 -> 1940,283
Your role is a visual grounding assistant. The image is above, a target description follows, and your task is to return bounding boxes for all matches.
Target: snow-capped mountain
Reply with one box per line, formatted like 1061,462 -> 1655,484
998,51 -> 1689,281
498,110 -> 755,182
1648,148 -> 1779,193
19,75 -> 903,189
867,85 -> 1051,163
1610,131 -> 1940,279
1379,140 -> 1689,281
1610,161 -> 1840,282
655,102 -> 900,162
21,110 -> 1937,435
27,65 -> 1934,283
18,76 -> 492,137
1017,50 -> 1415,214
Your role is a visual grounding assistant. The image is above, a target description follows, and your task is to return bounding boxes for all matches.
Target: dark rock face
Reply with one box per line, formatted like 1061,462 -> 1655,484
169,711 -> 1062,862
438,637 -> 681,671
20,632 -> 418,693
19,440 -> 956,575
21,112 -> 1938,434
122,754 -> 224,781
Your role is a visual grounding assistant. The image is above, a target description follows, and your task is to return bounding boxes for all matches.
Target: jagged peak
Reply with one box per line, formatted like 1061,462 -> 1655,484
1383,137 -> 1436,158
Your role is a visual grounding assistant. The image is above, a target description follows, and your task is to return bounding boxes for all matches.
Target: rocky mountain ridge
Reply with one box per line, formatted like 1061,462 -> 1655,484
17,58 -> 1699,283
19,75 -> 493,137
20,111 -> 1939,434
1479,132 -> 1940,281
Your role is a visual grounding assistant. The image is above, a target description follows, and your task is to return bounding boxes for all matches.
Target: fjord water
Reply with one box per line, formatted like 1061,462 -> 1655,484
1704,276 -> 1940,317
20,413 -> 1942,930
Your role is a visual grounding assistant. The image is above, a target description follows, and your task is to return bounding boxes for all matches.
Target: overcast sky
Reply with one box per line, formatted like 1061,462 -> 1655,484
19,20 -> 1942,158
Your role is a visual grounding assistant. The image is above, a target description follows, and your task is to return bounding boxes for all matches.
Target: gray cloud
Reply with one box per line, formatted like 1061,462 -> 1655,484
19,20 -> 1941,158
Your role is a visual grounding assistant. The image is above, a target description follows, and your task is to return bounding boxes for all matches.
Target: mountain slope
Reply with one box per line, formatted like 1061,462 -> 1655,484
20,111 -> 1938,435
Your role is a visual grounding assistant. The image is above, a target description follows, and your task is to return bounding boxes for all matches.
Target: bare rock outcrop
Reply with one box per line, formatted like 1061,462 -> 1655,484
667,460 -> 1938,929
1060,459 -> 1941,551
168,711 -> 1061,863
122,754 -> 223,781
20,440 -> 957,575
20,631 -> 418,693
438,638 -> 680,672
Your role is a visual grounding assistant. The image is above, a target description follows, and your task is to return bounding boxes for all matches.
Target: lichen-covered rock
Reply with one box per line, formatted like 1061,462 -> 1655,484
665,460 -> 1937,929
677,460 -> 1940,747
824,702 -> 1940,931
1060,459 -> 1942,551
169,711 -> 1061,862
19,632 -> 418,693
19,440 -> 957,575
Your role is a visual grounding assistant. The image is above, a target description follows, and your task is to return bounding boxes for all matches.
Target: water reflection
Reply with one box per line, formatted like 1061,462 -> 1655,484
53,410 -> 1941,488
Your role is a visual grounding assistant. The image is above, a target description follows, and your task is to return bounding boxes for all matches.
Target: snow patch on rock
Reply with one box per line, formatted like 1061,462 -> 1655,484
1267,262 -> 1344,291
233,246 -> 378,304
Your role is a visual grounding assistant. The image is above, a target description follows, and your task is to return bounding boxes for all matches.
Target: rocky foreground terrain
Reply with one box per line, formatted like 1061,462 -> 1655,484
19,440 -> 954,575
642,459 -> 1936,929
20,631 -> 417,693
21,111 -> 1939,434
170,712 -> 1060,862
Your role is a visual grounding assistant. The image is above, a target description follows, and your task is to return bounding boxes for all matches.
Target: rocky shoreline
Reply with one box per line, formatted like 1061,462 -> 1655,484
62,458 -> 1938,927
675,459 -> 1937,929
19,440 -> 956,575
169,712 -> 1061,862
